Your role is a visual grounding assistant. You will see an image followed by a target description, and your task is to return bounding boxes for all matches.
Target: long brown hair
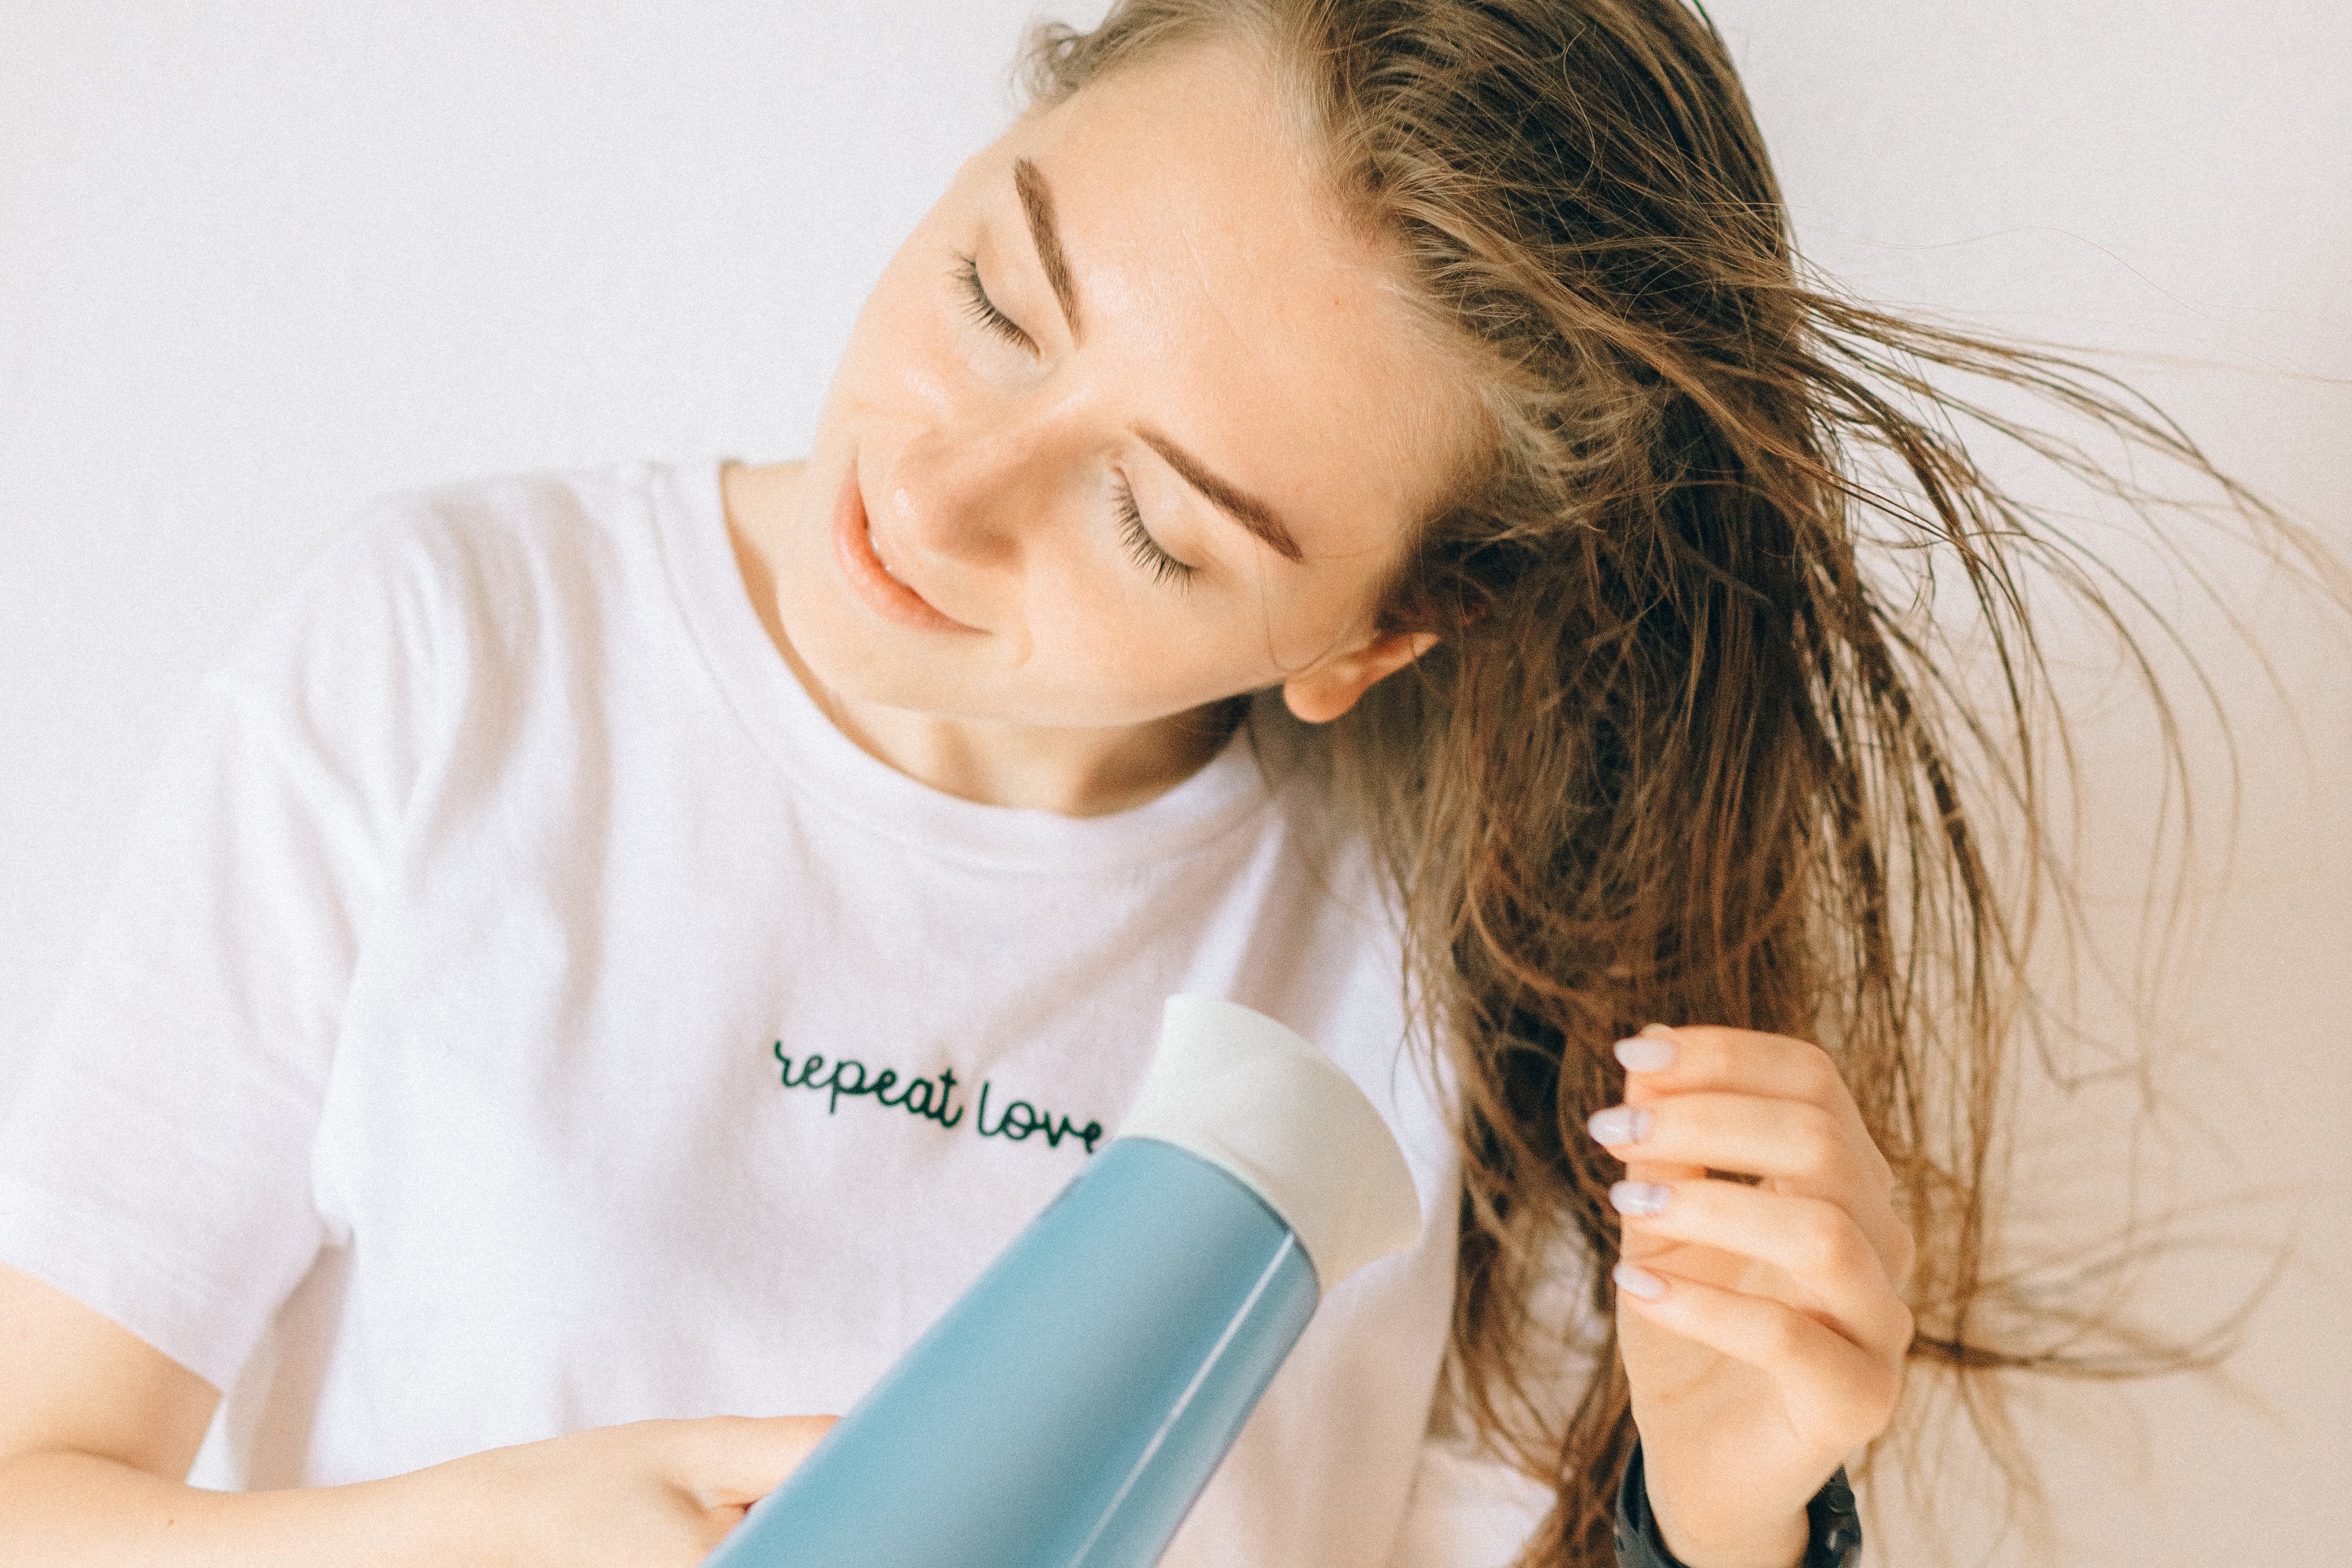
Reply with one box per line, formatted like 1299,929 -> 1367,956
1030,4 -> 2317,1561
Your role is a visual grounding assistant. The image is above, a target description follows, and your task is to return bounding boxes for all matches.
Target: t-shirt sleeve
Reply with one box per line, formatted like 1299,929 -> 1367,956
1389,1259 -> 1602,1568
1385,1430 -> 1556,1568
0,505 -> 448,1392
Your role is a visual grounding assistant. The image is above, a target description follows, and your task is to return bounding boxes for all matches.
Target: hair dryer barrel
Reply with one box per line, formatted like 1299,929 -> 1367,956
702,997 -> 1423,1568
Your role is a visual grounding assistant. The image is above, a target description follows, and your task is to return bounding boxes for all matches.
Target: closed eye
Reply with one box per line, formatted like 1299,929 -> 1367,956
1114,475 -> 1197,591
953,254 -> 1034,350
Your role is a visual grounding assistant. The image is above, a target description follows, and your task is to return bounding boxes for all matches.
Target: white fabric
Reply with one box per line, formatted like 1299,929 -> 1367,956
1118,995 -> 1424,1292
0,460 -> 1567,1566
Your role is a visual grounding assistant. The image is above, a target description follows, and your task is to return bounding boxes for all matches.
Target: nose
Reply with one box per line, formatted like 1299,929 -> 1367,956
879,414 -> 1056,571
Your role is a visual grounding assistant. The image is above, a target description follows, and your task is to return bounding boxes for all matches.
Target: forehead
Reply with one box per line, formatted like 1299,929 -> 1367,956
1011,44 -> 1467,562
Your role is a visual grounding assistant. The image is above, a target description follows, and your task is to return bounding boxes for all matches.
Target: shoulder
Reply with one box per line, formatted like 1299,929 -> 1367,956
232,460 -> 712,681
192,461 -> 719,787
327,461 -> 689,626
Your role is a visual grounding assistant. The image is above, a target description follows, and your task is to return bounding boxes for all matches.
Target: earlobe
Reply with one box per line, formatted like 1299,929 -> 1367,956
1281,631 -> 1439,724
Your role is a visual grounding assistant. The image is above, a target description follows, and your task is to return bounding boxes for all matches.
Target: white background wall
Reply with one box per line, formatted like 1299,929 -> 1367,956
3,2 -> 2345,1561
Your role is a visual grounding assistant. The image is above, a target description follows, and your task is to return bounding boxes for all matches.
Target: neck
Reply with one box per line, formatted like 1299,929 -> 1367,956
801,695 -> 1241,817
724,461 -> 1239,817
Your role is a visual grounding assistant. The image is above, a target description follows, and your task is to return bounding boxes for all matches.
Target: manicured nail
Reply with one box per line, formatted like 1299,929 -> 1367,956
1610,1180 -> 1672,1217
1586,1106 -> 1651,1146
1612,1261 -> 1668,1301
1614,1034 -> 1676,1073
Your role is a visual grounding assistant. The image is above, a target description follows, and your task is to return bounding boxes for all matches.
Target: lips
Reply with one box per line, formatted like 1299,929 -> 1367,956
829,461 -> 979,634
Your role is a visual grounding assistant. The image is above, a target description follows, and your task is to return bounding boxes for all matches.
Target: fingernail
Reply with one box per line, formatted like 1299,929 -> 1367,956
1612,1261 -> 1668,1301
1610,1180 -> 1672,1217
1614,1034 -> 1677,1073
1586,1106 -> 1651,1146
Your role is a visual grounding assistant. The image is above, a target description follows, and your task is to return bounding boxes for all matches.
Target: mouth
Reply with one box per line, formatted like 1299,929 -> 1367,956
829,460 -> 981,635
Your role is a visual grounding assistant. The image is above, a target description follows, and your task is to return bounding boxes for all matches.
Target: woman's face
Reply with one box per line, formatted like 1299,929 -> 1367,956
770,40 -> 1467,731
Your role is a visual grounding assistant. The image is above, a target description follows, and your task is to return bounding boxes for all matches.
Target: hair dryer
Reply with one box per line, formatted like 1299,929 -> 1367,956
700,995 -> 1424,1568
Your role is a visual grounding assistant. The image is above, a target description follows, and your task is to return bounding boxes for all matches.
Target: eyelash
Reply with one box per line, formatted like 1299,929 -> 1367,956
1115,475 -> 1196,590
952,253 -> 1032,349
952,252 -> 1192,591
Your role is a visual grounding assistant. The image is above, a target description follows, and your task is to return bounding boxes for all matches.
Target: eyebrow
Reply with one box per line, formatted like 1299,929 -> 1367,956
1134,425 -> 1305,564
1012,158 -> 1304,566
1013,158 -> 1080,336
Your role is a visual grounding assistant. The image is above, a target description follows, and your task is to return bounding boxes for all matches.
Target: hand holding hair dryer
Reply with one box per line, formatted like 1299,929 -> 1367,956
701,995 -> 1425,1568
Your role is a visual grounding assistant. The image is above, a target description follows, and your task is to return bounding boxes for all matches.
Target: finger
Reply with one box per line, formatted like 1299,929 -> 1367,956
1611,1026 -> 1912,1292
1616,1025 -> 1838,1104
1611,1179 -> 1914,1354
1588,1091 -> 1911,1279
1610,1026 -> 1841,1196
1611,1264 -> 1905,1447
673,1415 -> 840,1509
1617,1026 -> 1888,1181
1589,1092 -> 1860,1188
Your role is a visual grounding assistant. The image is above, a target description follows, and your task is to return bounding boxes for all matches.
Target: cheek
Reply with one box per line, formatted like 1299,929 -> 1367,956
823,250 -> 961,428
1224,553 -> 1390,680
1016,561 -> 1356,722
1017,570 -> 1254,719
1260,589 -> 1379,675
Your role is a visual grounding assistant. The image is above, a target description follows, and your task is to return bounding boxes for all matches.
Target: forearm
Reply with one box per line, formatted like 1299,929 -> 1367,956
0,1449 -> 480,1567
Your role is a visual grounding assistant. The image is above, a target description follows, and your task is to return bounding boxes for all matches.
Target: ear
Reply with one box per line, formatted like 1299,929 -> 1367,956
1281,631 -> 1439,724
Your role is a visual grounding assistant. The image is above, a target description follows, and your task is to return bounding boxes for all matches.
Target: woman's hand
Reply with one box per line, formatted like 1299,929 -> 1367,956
1587,1025 -> 1914,1568
0,1262 -> 835,1567
436,1416 -> 838,1568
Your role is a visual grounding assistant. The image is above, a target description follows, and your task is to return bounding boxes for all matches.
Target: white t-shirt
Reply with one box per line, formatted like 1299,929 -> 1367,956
0,461 -> 1563,1565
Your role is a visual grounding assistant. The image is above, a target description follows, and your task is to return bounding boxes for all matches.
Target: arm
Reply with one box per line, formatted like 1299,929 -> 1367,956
0,1264 -> 832,1567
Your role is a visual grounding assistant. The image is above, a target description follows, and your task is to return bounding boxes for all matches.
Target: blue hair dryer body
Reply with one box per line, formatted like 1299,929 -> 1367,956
701,996 -> 1424,1568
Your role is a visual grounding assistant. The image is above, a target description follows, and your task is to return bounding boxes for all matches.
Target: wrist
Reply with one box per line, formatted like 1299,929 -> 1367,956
1652,1499 -> 1808,1568
1614,1443 -> 1860,1568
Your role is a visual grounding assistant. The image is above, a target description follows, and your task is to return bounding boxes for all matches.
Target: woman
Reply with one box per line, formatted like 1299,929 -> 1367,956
0,2 -> 2276,1565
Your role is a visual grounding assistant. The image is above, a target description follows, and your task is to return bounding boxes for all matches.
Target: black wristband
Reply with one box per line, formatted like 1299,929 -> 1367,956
1612,1441 -> 1862,1568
